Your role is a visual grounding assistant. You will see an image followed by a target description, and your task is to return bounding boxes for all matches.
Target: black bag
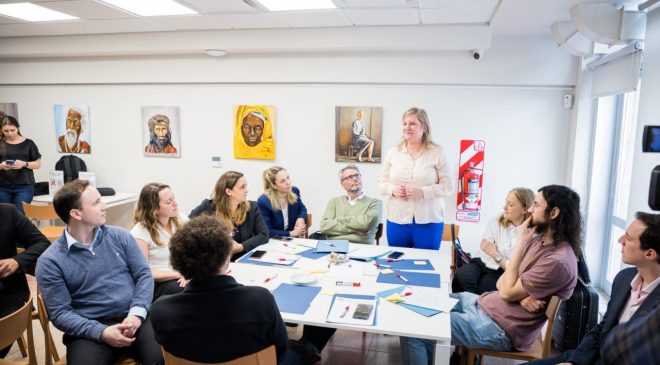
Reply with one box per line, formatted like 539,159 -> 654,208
450,224 -> 471,273
55,155 -> 87,183
552,256 -> 599,351
34,181 -> 49,196
97,187 -> 116,196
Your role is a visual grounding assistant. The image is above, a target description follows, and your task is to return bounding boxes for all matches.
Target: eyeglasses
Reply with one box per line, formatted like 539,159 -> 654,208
342,173 -> 361,182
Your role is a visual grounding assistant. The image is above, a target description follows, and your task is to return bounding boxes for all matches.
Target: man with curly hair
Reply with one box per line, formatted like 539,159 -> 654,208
150,216 -> 320,364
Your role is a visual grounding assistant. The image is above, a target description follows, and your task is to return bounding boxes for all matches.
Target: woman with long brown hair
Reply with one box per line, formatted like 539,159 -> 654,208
131,182 -> 189,300
190,171 -> 268,259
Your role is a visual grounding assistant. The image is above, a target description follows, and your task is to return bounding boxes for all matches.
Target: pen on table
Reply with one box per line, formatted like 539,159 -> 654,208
386,258 -> 403,263
264,274 -> 278,283
340,305 -> 350,318
396,273 -> 410,283
374,263 -> 391,268
403,291 -> 412,296
336,281 -> 361,287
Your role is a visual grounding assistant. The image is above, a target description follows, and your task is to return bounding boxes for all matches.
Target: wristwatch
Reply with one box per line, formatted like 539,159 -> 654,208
495,254 -> 503,263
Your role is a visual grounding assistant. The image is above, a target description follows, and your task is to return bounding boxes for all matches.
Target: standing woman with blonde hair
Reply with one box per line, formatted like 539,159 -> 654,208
379,107 -> 454,249
452,187 -> 535,294
0,115 -> 42,214
257,166 -> 308,238
190,171 -> 269,259
131,182 -> 189,300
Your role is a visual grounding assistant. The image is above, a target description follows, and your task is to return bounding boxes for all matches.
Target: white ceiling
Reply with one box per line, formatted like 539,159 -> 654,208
0,0 -> 599,38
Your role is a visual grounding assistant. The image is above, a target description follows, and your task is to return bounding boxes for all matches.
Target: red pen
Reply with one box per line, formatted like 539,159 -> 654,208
336,281 -> 361,287
374,263 -> 391,268
387,258 -> 403,263
396,273 -> 410,283
340,305 -> 350,318
403,292 -> 413,296
278,258 -> 287,261
264,274 -> 278,283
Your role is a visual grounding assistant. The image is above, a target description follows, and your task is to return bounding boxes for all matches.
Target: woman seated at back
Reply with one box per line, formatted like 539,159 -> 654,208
451,187 -> 534,295
190,171 -> 268,259
258,166 -> 308,238
131,182 -> 189,300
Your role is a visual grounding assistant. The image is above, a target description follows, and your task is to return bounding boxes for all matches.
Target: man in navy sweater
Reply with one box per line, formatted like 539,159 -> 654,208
36,180 -> 162,365
526,212 -> 660,365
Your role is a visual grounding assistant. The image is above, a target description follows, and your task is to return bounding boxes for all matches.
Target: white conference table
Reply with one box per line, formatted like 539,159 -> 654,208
229,239 -> 454,365
32,192 -> 138,229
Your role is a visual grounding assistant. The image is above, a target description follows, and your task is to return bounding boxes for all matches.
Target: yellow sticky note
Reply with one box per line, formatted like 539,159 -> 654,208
320,289 -> 336,296
380,269 -> 395,274
385,293 -> 406,303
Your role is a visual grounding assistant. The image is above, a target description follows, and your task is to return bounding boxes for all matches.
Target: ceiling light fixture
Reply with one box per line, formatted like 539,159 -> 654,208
99,0 -> 197,17
0,3 -> 78,22
256,0 -> 336,12
205,50 -> 227,57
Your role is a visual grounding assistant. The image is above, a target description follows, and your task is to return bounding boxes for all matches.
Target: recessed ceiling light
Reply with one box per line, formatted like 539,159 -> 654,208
205,50 -> 227,57
99,0 -> 197,17
256,0 -> 336,12
0,3 -> 78,22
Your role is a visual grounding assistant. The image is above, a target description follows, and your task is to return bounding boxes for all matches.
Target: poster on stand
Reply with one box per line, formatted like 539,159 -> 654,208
455,140 -> 485,223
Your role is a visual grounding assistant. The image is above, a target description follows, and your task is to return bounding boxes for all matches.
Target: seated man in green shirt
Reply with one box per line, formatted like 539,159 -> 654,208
320,164 -> 382,244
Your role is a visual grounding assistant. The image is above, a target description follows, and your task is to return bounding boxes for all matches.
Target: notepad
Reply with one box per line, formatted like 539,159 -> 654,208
272,283 -> 321,315
315,240 -> 349,254
326,294 -> 378,326
374,259 -> 435,271
376,270 -> 441,288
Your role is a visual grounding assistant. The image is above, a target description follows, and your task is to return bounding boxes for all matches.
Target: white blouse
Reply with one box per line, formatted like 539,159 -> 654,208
480,217 -> 517,270
378,143 -> 454,224
130,212 -> 189,271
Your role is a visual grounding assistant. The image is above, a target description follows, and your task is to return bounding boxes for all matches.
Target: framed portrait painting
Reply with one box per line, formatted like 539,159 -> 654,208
335,106 -> 382,163
234,105 -> 275,160
54,104 -> 91,154
141,106 -> 181,158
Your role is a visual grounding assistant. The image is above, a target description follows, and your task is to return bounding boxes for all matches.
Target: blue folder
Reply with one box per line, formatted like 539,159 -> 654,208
315,239 -> 349,254
376,286 -> 441,317
376,270 -> 441,288
327,294 -> 379,326
375,259 -> 435,271
298,248 -> 330,260
236,250 -> 298,267
272,283 -> 321,315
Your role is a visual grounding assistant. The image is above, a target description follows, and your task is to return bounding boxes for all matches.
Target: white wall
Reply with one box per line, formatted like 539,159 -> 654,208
0,34 -> 576,252
629,10 -> 660,218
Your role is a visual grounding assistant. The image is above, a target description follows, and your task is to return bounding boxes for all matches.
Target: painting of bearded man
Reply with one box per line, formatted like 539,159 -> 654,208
142,106 -> 181,157
54,105 -> 91,154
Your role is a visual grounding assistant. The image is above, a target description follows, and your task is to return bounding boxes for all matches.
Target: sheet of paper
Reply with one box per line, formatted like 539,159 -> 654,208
349,247 -> 390,261
267,241 -> 309,255
251,251 -> 300,265
398,286 -> 449,311
326,296 -> 377,326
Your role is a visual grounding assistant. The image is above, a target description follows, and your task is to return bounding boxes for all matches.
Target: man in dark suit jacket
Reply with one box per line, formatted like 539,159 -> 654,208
601,304 -> 660,365
0,203 -> 49,357
526,211 -> 660,365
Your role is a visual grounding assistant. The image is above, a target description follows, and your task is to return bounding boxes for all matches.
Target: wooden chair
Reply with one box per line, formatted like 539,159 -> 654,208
21,202 -> 64,242
304,213 -> 312,238
0,294 -> 37,365
161,345 -> 276,365
442,223 -> 460,274
374,223 -> 383,245
465,296 -> 563,365
37,293 -> 139,365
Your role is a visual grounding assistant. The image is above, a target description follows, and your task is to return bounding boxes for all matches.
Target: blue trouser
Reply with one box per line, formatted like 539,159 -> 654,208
0,184 -> 34,215
399,292 -> 513,365
386,219 -> 443,250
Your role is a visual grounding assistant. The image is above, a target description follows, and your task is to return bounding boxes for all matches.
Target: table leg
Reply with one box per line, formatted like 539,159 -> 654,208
434,339 -> 451,365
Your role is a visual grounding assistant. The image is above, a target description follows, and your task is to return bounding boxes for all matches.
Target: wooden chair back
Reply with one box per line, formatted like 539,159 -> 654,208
441,223 -> 460,242
21,202 -> 64,241
0,294 -> 37,365
305,213 -> 312,238
465,295 -> 563,364
162,345 -> 276,365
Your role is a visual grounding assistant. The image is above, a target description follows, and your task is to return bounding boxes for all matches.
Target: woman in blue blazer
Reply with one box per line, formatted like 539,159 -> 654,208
258,166 -> 308,238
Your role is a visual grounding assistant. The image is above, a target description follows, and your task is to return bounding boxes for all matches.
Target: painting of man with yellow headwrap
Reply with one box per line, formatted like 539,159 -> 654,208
141,106 -> 181,158
234,105 -> 275,160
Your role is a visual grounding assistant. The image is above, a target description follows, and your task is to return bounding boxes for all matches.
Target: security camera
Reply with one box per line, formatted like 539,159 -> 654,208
472,49 -> 484,60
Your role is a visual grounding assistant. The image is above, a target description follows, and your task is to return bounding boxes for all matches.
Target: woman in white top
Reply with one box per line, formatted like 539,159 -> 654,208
131,182 -> 189,301
378,107 -> 454,249
451,187 -> 534,294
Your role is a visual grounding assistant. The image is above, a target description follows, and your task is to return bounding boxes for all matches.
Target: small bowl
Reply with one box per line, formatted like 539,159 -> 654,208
291,272 -> 318,285
327,252 -> 349,265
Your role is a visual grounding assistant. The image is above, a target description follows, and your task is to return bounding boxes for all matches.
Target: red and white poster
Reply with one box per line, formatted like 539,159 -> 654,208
456,139 -> 485,223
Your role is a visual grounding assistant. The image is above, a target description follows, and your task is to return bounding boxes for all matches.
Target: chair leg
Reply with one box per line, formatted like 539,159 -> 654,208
466,350 -> 475,365
17,335 -> 28,356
